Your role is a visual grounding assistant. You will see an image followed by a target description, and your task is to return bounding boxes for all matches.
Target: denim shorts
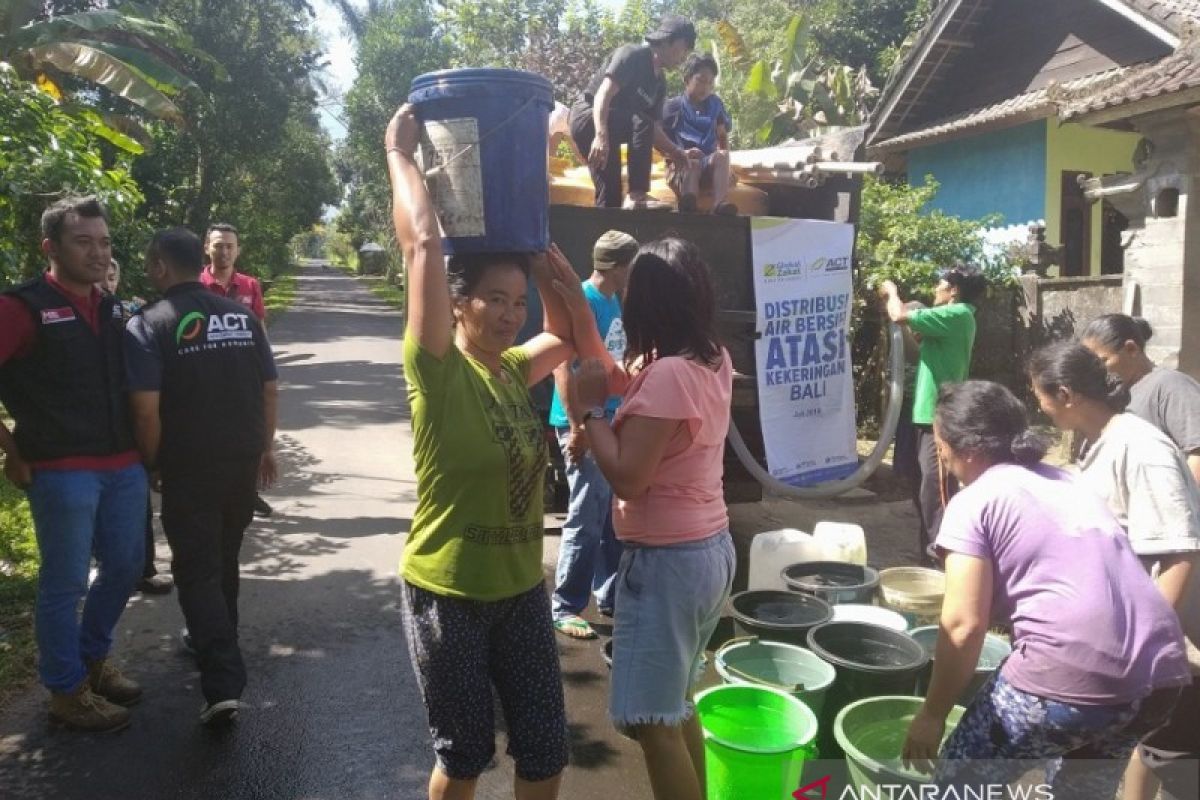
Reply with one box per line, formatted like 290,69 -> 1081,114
609,529 -> 735,730
400,581 -> 569,782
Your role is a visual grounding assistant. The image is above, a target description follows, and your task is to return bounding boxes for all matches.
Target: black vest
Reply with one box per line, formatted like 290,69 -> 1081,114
0,276 -> 134,461
137,283 -> 269,470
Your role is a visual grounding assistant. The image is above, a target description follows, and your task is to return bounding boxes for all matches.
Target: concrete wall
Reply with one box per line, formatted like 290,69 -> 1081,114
1044,121 -> 1140,275
908,121 -> 1047,225
1118,111 -> 1200,379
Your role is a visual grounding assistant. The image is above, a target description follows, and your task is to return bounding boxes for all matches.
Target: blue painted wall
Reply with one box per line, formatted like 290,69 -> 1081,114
908,120 -> 1047,225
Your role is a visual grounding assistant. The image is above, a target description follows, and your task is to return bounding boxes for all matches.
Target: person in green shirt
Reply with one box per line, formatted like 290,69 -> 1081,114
386,105 -> 618,800
881,267 -> 986,563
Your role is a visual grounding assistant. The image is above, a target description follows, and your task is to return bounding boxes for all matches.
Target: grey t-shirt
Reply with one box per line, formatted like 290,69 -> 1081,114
1078,412 -> 1200,672
1128,366 -> 1200,454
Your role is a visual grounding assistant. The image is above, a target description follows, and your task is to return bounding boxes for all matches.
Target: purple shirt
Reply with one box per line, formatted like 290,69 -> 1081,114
936,463 -> 1189,705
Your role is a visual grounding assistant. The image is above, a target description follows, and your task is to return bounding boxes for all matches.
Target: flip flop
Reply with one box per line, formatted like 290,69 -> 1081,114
553,615 -> 597,640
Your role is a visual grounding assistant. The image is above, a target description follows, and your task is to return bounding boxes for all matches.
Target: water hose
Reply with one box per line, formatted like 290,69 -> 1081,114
726,321 -> 906,498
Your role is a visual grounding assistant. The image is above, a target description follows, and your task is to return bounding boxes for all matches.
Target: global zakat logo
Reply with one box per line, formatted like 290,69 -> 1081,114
175,311 -> 206,344
762,256 -> 851,280
175,311 -> 253,345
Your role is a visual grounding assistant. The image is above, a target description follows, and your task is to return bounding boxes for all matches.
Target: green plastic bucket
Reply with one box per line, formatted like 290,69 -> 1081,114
695,684 -> 819,800
834,696 -> 965,790
714,637 -> 837,717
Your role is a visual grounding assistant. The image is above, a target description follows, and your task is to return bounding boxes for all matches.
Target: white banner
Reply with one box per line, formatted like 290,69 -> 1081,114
751,217 -> 858,486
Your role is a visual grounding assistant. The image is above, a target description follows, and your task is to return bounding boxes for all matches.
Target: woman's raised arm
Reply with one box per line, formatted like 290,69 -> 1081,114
386,105 -> 452,358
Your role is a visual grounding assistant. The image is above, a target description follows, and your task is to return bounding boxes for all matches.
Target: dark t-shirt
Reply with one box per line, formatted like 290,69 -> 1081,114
1128,366 -> 1200,454
124,282 -> 277,469
584,44 -> 665,120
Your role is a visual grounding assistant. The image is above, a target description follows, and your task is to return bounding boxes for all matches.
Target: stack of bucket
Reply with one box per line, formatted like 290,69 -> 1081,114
699,524 -> 1004,798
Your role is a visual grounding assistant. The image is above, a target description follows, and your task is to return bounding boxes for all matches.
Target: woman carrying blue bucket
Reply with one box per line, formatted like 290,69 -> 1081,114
386,104 -> 614,800
566,238 -> 736,800
901,380 -> 1189,800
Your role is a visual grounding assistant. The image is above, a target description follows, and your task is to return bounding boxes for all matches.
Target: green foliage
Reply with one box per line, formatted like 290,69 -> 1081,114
130,0 -> 339,279
338,0 -> 452,254
859,175 -> 1008,299
0,477 -> 38,699
856,175 -> 1011,301
0,61 -> 144,286
0,1 -> 216,124
809,0 -> 926,86
0,481 -> 36,579
263,270 -> 297,320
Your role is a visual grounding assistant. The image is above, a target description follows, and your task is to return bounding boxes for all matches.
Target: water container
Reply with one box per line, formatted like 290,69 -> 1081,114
909,626 -> 1011,706
408,69 -> 554,254
782,561 -> 880,605
805,621 -> 929,758
748,529 -> 825,591
835,696 -> 965,790
695,684 -> 818,800
830,604 -> 909,632
813,521 -> 868,564
715,637 -> 837,717
728,590 -> 833,647
878,567 -> 946,628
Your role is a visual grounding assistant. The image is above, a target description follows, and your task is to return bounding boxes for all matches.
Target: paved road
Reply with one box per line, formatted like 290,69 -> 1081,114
0,262 -> 651,800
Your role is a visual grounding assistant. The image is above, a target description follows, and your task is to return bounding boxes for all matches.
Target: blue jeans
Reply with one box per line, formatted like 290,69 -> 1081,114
27,463 -> 147,692
551,426 -> 622,619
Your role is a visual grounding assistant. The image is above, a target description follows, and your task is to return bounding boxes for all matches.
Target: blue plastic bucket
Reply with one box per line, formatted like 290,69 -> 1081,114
408,68 -> 554,254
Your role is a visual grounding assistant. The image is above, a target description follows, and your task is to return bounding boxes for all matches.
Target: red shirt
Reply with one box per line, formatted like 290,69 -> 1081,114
200,266 -> 266,320
0,273 -> 140,472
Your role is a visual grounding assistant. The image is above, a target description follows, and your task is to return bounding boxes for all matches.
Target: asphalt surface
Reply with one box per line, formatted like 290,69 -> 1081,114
0,262 -> 652,800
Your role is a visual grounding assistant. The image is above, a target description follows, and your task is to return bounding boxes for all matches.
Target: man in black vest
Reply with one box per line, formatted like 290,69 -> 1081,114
124,227 -> 278,727
0,196 -> 147,732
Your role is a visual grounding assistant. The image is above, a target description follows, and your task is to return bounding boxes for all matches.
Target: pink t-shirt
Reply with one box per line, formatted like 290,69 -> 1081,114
612,350 -> 732,545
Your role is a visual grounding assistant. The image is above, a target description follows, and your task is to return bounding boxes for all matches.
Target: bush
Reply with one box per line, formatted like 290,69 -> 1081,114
0,479 -> 38,698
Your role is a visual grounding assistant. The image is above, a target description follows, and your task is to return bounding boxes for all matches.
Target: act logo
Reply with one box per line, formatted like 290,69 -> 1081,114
175,311 -> 206,344
206,312 -> 253,342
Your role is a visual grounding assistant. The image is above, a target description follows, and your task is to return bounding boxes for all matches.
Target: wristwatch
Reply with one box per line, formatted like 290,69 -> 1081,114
581,406 -> 606,424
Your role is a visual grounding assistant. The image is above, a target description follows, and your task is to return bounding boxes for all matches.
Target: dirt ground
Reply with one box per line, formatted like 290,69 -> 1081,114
726,444 -> 924,592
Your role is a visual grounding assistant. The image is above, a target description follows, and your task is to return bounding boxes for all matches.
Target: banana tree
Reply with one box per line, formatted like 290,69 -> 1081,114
0,0 -> 223,137
717,14 -> 878,146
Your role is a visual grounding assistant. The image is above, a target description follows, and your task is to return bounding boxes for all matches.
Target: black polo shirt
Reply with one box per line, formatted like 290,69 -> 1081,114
123,281 -> 277,470
583,44 -> 666,121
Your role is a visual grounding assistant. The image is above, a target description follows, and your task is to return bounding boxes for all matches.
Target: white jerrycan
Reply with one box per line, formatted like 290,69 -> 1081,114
747,529 -> 825,591
813,521 -> 868,565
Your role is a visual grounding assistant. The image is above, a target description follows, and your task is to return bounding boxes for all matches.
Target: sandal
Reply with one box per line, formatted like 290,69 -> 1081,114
622,196 -> 672,211
553,615 -> 597,640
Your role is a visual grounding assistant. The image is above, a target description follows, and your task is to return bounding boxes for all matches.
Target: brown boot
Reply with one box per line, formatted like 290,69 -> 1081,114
49,681 -> 131,732
87,659 -> 143,706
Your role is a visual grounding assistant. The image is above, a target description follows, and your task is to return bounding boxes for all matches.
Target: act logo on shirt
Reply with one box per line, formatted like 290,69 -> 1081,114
176,311 -> 206,344
40,307 -> 76,325
174,311 -> 253,345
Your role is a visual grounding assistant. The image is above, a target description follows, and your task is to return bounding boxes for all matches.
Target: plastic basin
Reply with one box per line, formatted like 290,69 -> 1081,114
729,590 -> 833,647
908,626 -> 1011,706
714,637 -> 837,717
878,567 -> 945,627
695,684 -> 818,800
834,695 -> 965,789
782,561 -> 880,605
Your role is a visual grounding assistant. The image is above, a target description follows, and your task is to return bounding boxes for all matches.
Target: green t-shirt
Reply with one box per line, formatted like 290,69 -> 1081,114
402,334 -> 547,600
908,302 -> 977,425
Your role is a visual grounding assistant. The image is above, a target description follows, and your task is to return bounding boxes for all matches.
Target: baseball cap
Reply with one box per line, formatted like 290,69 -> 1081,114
593,230 -> 639,270
646,15 -> 696,45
